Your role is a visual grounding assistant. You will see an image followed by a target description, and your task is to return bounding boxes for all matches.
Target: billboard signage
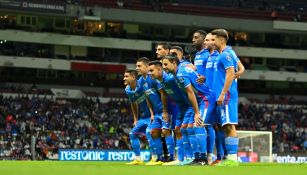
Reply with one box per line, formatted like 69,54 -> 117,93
0,0 -> 66,13
58,149 -> 151,161
273,153 -> 307,163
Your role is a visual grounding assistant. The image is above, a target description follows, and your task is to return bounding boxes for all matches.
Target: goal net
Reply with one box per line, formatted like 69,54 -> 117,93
237,130 -> 272,163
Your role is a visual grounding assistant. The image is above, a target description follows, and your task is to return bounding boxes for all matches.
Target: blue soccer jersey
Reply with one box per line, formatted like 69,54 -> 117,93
194,49 -> 210,76
176,65 -> 216,103
138,75 -> 163,114
205,50 -> 219,89
179,59 -> 191,67
176,64 -> 216,124
213,48 -> 238,100
225,46 -> 239,70
224,46 -> 240,89
125,83 -> 150,119
158,72 -> 190,108
156,72 -> 192,127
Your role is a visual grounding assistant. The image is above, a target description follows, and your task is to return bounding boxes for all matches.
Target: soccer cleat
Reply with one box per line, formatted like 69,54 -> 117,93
187,159 -> 201,165
162,155 -> 169,162
164,156 -> 174,162
146,158 -> 156,164
216,159 -> 239,166
145,160 -> 164,166
199,160 -> 208,166
210,159 -> 222,166
179,158 -> 194,165
126,160 -> 145,165
162,160 -> 180,166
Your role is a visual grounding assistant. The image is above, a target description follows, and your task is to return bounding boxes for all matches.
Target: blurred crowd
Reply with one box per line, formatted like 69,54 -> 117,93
238,103 -> 307,153
0,93 -> 306,160
0,96 -> 132,160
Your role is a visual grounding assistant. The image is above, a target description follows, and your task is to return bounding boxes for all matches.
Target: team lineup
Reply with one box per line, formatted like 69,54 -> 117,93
123,29 -> 245,166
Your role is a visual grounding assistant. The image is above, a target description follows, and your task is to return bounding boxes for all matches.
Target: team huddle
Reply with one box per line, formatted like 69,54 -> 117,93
123,29 -> 245,166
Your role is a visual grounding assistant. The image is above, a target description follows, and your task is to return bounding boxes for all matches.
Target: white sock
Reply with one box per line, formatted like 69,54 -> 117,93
227,154 -> 237,161
208,153 -> 213,163
151,154 -> 157,161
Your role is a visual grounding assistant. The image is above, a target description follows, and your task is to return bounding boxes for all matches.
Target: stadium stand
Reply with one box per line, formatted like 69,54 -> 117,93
0,95 -> 133,160
82,0 -> 307,21
0,93 -> 306,160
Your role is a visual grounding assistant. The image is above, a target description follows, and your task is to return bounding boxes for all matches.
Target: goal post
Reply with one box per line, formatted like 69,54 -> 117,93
237,130 -> 273,162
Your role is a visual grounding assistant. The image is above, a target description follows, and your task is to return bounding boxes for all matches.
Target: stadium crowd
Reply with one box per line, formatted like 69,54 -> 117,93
0,94 -> 306,160
0,95 -> 133,160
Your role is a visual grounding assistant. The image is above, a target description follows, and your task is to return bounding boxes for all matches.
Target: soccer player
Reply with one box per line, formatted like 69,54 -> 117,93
170,46 -> 196,70
155,43 -> 178,162
156,42 -> 170,60
202,33 -> 221,164
192,30 -> 210,83
124,69 -> 155,165
169,46 -> 195,162
162,55 -> 216,165
136,57 -> 174,165
192,30 -> 216,164
211,38 -> 245,165
211,29 -> 240,166
148,60 -> 194,165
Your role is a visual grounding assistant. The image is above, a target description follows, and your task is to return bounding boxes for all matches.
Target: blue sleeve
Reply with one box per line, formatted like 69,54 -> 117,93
235,56 -> 240,62
149,77 -> 162,90
221,53 -> 234,70
155,80 -> 163,90
182,76 -> 192,88
125,91 -> 135,102
177,70 -> 191,88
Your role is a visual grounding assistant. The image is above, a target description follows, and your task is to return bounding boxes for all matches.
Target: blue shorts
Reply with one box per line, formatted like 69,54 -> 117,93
217,98 -> 238,126
130,118 -> 151,135
151,113 -> 162,130
200,100 -> 216,125
182,106 -> 194,125
173,104 -> 189,128
158,101 -> 179,130
210,110 -> 221,125
162,113 -> 174,130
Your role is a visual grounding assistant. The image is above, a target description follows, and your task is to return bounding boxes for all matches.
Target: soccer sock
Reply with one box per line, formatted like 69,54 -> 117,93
225,137 -> 239,161
129,133 -> 140,157
146,130 -> 156,157
153,137 -> 163,160
165,135 -> 175,160
180,128 -> 193,158
206,125 -> 215,154
220,130 -> 228,158
208,153 -> 213,163
176,138 -> 184,161
215,130 -> 224,160
187,127 -> 200,156
194,127 -> 207,154
161,136 -> 168,159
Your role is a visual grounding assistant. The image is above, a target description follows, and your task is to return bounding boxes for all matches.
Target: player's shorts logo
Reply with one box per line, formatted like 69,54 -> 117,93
220,108 -> 225,117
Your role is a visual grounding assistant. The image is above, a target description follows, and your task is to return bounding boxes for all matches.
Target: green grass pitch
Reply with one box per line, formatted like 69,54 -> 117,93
1,161 -> 306,175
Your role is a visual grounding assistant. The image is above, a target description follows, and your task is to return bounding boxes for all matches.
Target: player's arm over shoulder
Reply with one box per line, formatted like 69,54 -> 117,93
235,59 -> 245,79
